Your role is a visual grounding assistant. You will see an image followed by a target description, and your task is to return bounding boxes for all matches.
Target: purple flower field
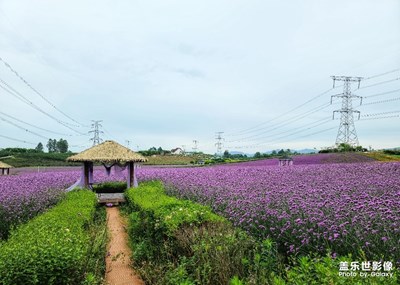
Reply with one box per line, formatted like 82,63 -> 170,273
224,152 -> 375,167
1,154 -> 398,263
0,172 -> 77,239
0,170 -> 125,239
138,161 -> 400,261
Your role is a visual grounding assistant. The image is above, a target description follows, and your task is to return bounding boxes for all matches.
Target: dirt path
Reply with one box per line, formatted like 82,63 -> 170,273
105,207 -> 144,285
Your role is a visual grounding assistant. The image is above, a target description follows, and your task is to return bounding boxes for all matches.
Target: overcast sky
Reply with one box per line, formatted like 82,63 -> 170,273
0,0 -> 399,154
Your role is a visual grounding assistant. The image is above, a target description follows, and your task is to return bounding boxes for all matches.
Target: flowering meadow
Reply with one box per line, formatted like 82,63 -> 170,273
0,170 -> 125,239
0,172 -> 77,239
222,152 -> 375,167
1,153 -> 398,265
138,161 -> 400,263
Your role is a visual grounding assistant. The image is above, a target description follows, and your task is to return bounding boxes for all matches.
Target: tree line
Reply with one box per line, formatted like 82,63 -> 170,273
34,138 -> 69,153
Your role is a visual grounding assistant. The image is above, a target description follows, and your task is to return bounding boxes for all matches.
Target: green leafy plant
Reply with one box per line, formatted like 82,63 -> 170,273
125,181 -> 278,285
0,190 -> 98,285
93,181 -> 126,193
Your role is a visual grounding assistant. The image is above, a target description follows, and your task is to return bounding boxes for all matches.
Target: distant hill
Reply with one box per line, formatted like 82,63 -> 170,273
229,151 -> 247,155
254,149 -> 318,155
0,152 -> 79,167
296,149 -> 318,154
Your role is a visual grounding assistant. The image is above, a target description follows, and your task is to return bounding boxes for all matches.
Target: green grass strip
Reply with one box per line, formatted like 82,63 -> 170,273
126,180 -> 225,234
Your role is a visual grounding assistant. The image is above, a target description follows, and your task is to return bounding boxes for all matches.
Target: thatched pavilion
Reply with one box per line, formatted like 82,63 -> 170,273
67,140 -> 147,189
0,161 -> 13,175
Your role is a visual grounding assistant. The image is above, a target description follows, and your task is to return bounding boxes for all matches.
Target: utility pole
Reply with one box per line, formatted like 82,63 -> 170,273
89,120 -> 104,146
331,76 -> 363,146
192,140 -> 199,152
215,132 -> 224,156
126,140 -> 131,149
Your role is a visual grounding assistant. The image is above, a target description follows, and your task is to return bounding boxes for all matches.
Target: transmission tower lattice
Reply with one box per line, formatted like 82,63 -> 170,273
192,140 -> 199,152
215,132 -> 224,156
89,120 -> 104,146
331,76 -> 363,146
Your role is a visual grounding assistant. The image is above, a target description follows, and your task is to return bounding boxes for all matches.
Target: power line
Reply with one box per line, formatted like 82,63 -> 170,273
102,126 -> 118,142
226,118 -> 334,149
359,115 -> 400,121
227,68 -> 400,139
361,88 -> 400,99
0,78 -> 80,127
0,111 -> 78,137
227,88 -> 337,136
361,110 -> 400,117
0,79 -> 86,134
358,77 -> 400,90
244,117 -> 333,143
363,68 -> 400,81
223,68 -> 400,150
228,126 -> 337,149
0,134 -> 36,145
0,115 -> 50,140
226,101 -> 338,143
360,96 -> 400,106
0,56 -> 86,127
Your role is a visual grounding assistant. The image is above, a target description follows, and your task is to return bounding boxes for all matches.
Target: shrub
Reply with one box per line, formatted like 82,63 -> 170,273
126,181 -> 277,285
383,149 -> 400,155
93,181 -> 126,193
82,206 -> 108,285
0,190 -> 97,285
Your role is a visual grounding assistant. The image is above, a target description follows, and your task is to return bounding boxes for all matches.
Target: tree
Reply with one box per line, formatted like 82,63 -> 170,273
56,139 -> 69,153
35,142 -> 44,152
223,150 -> 230,158
254,152 -> 261,159
46,139 -> 57,153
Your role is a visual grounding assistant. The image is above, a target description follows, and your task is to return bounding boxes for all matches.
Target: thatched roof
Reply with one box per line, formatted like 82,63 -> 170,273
67,140 -> 147,163
0,161 -> 13,169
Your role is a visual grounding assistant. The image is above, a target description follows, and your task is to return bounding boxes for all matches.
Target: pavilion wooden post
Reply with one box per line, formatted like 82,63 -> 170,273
127,162 -> 134,188
88,162 -> 94,187
83,162 -> 90,188
133,163 -> 138,187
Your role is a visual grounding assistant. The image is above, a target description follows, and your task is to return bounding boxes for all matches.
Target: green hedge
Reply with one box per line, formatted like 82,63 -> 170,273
0,190 -> 97,285
93,181 -> 127,193
125,181 -> 276,285
126,180 -> 224,233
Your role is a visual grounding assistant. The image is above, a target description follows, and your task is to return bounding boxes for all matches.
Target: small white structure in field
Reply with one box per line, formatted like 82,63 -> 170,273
278,157 -> 293,166
171,147 -> 184,155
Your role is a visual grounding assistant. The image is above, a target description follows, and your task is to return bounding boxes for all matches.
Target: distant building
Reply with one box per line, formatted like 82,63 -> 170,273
171,147 -> 184,155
